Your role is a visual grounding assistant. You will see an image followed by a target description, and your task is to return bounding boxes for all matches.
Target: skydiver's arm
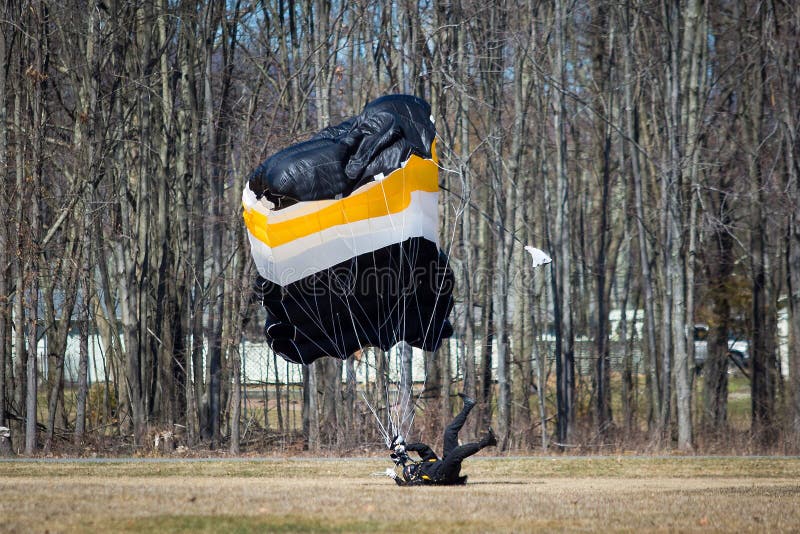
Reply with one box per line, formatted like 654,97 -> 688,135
385,468 -> 420,487
405,443 -> 438,462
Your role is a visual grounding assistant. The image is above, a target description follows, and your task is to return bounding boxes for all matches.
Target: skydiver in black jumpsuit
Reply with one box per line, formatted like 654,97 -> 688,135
388,395 -> 496,486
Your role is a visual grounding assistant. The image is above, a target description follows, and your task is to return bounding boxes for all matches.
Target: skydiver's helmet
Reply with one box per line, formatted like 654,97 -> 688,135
390,449 -> 409,466
390,435 -> 408,465
390,435 -> 405,450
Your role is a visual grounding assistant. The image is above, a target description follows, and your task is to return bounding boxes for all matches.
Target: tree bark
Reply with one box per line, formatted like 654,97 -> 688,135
0,0 -> 11,456
592,1 -> 615,439
24,1 -> 49,455
553,0 -> 575,447
746,4 -> 778,445
782,26 -> 800,439
398,342 -> 413,440
621,1 -> 661,432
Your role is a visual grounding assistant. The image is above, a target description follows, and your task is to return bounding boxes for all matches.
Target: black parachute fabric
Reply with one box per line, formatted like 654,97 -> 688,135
247,94 -> 435,209
243,94 -> 453,365
254,240 -> 454,364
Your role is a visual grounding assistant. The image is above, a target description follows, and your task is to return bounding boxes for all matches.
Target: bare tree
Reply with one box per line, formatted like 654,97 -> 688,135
552,0 -> 576,447
0,0 -> 11,456
745,1 -> 780,445
778,4 -> 800,439
590,0 -> 615,440
620,0 -> 660,432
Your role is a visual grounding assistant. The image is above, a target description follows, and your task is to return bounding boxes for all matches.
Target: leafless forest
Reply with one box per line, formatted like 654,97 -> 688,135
0,0 -> 798,456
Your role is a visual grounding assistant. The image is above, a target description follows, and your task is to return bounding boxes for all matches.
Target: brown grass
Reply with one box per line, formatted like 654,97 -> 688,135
1,457 -> 799,533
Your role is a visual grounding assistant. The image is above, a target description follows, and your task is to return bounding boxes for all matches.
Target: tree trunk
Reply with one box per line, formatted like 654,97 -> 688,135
344,357 -> 356,448
588,0 -> 616,443
747,5 -> 778,445
619,235 -> 636,435
74,273 -> 90,444
397,342 -> 413,440
457,47 -> 477,438
318,358 -> 341,447
273,350 -> 285,434
621,1 -> 660,431
669,0 -> 696,452
553,0 -> 575,447
25,2 -> 48,455
0,0 -> 11,456
492,101 -> 512,451
305,363 -> 320,451
229,340 -> 241,455
373,348 -> 388,441
478,216 -> 495,432
782,17 -> 800,438
203,0 -> 222,446
703,180 -> 734,434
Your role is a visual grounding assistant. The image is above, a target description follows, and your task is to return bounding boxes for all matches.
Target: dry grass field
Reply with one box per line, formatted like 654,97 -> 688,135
1,456 -> 799,533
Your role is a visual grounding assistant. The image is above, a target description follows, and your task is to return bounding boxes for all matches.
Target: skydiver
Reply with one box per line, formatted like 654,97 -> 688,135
385,394 -> 497,486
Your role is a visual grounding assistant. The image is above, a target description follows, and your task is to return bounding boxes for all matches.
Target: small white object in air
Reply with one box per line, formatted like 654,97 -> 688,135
524,246 -> 552,268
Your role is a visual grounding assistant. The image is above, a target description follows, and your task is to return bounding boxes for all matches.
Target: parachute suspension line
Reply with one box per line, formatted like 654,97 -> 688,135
361,390 -> 392,447
356,173 -> 416,444
392,155 -> 466,425
414,157 -> 469,407
277,289 -> 343,362
439,182 -> 533,247
334,208 -> 393,360
396,240 -> 414,439
401,238 -> 427,439
421,190 -> 466,345
328,264 -> 373,351
381,173 -> 414,443
382,143 -> 473,441
362,347 -> 400,447
331,263 -> 381,438
391,148 -> 471,438
375,313 -> 400,444
309,273 -> 346,358
334,188 -> 399,444
315,260 -> 390,445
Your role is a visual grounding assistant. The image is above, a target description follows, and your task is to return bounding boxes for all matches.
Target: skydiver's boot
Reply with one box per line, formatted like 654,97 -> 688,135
457,392 -> 476,409
479,427 -> 497,449
443,394 -> 477,457
439,429 -> 494,484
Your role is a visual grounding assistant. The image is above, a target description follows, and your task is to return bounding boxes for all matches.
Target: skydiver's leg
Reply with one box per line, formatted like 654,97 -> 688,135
442,394 -> 476,457
439,430 -> 497,484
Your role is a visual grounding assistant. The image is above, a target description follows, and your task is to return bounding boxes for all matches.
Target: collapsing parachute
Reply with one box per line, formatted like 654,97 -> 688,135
243,95 -> 454,365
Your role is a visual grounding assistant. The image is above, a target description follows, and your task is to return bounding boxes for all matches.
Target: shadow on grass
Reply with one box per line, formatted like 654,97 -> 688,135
355,480 -> 532,487
465,481 -> 534,485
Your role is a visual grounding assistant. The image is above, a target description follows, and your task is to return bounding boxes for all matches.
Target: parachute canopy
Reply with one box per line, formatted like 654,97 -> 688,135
243,95 -> 454,365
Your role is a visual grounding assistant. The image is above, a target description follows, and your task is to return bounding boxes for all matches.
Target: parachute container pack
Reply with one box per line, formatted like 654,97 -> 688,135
243,95 -> 454,365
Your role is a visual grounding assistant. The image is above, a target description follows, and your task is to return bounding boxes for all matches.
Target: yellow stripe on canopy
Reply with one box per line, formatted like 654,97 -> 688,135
243,151 -> 439,249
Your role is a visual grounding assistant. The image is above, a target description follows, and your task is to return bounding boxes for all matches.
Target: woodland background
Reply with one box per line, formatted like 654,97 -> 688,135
0,0 -> 799,456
